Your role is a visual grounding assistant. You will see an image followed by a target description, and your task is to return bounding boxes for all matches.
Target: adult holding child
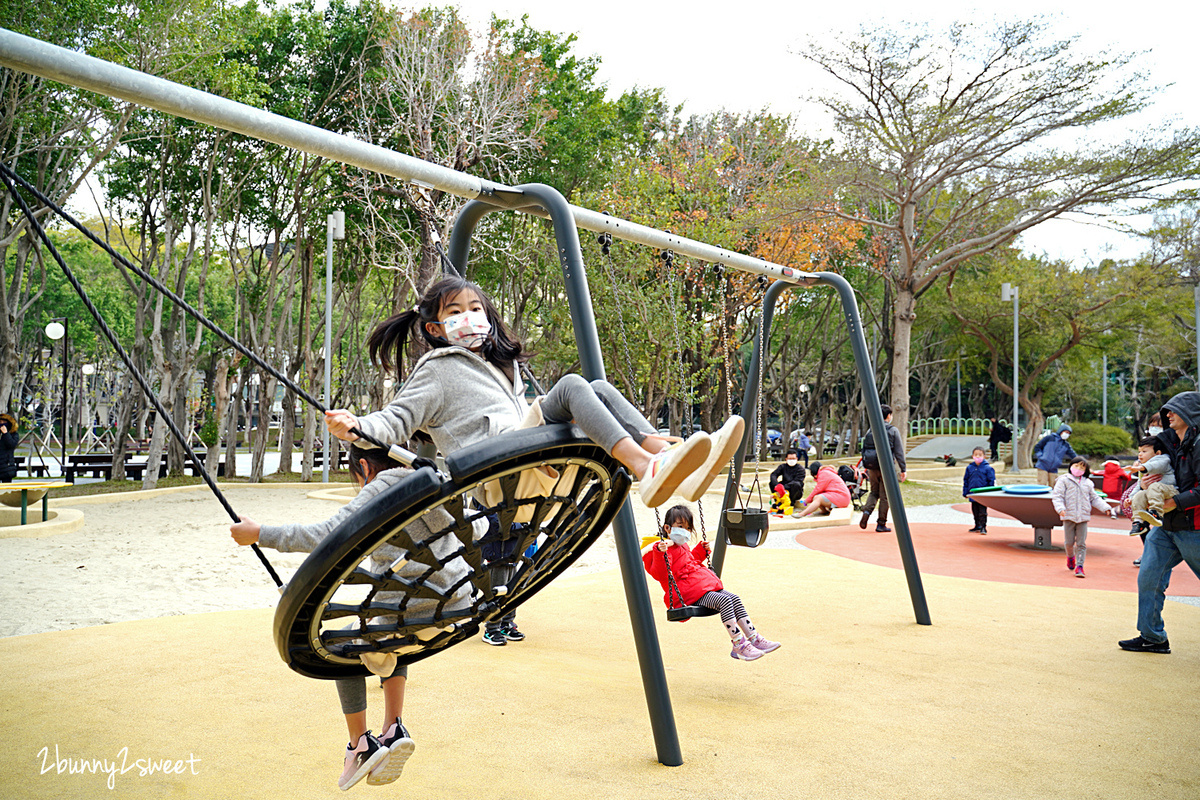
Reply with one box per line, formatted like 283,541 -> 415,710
1119,392 -> 1200,655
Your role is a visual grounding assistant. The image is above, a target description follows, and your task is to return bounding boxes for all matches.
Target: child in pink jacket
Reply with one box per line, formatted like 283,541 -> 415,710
1051,456 -> 1118,578
642,505 -> 780,661
791,461 -> 853,519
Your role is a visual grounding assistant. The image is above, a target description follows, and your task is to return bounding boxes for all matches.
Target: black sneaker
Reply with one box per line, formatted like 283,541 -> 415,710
1134,509 -> 1163,527
368,719 -> 415,786
1129,521 -> 1150,536
968,526 -> 982,533
1118,635 -> 1170,654
482,630 -> 507,646
875,524 -> 892,533
501,624 -> 525,642
859,512 -> 869,530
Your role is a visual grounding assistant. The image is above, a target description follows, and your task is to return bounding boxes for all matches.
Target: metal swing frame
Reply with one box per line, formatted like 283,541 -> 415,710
0,28 -> 930,769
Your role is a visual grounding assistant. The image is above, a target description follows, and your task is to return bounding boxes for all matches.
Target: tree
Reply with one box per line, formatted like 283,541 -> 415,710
796,19 -> 1200,437
946,249 -> 1166,466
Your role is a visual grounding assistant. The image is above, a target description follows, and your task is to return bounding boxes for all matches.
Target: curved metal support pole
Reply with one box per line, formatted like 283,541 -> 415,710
711,275 -> 931,626
448,186 -> 683,766
812,272 -> 930,625
711,280 -> 789,575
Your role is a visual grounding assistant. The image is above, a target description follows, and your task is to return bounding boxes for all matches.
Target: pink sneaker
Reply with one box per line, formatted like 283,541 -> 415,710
730,637 -> 765,661
1067,556 -> 1075,571
338,732 -> 388,791
367,718 -> 415,786
1075,566 -> 1086,578
750,635 -> 781,654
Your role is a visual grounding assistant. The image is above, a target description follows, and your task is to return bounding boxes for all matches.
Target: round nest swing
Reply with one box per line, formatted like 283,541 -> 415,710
275,424 -> 631,679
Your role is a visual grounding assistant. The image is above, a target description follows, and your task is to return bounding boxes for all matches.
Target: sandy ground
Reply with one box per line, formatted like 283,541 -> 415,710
0,483 -> 676,638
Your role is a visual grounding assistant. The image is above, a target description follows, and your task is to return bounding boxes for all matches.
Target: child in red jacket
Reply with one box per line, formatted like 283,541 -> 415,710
642,505 -> 781,661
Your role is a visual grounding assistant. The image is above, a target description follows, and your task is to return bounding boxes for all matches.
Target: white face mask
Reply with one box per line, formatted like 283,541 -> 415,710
1148,426 -> 1163,436
786,458 -> 798,466
1061,432 -> 1070,440
442,310 -> 491,348
668,527 -> 691,546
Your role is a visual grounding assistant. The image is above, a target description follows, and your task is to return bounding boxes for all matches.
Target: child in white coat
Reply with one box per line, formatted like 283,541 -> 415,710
1050,456 -> 1118,578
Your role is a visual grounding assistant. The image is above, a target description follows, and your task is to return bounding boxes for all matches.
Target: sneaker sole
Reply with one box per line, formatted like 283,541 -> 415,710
503,634 -> 525,642
754,641 -> 781,654
639,435 -> 712,508
482,635 -> 507,646
1119,642 -> 1170,654
678,417 -> 745,502
366,739 -> 415,785
340,746 -> 389,791
1133,511 -> 1162,526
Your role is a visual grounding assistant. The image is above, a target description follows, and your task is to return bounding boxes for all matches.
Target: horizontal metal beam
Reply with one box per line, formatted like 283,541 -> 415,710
0,28 -> 815,284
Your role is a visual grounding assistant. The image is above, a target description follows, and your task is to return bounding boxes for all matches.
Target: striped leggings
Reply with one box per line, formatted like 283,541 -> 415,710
695,590 -> 757,640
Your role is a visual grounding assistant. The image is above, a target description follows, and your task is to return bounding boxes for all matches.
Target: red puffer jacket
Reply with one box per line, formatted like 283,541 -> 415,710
642,540 -> 722,608
1101,460 -> 1130,497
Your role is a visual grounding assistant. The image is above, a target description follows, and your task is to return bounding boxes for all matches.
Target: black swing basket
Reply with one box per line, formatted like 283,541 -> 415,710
274,424 -> 631,679
724,476 -> 769,548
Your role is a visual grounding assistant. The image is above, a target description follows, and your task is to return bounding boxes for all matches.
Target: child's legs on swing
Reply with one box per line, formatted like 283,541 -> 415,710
541,374 -> 673,478
339,671 -> 407,741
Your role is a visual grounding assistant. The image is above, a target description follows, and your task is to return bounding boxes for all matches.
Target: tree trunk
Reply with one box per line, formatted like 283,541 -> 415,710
206,357 -> 229,478
889,284 -> 917,446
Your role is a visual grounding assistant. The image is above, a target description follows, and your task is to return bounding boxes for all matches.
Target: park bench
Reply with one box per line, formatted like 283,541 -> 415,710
14,456 -> 52,478
62,453 -> 149,482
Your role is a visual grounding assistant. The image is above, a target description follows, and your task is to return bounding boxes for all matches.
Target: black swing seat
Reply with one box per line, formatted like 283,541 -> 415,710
724,506 -> 769,548
666,604 -> 719,622
274,424 -> 631,679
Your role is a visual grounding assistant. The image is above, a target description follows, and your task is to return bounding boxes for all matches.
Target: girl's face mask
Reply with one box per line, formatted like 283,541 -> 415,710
667,526 -> 691,546
442,310 -> 491,348
1148,426 -> 1163,436
1070,465 -> 1086,477
973,455 -> 984,464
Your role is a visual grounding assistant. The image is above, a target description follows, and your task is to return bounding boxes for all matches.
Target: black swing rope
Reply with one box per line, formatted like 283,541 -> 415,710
0,162 -> 429,588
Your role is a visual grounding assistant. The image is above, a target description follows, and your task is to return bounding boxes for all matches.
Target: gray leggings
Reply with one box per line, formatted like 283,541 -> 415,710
336,662 -> 408,715
1063,520 -> 1089,565
540,374 -> 657,453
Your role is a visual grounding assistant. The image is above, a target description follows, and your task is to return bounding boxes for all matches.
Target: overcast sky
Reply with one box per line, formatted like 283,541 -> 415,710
448,0 -> 1199,264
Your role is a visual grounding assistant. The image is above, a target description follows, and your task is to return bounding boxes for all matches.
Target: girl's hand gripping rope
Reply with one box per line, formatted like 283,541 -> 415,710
325,410 -> 361,442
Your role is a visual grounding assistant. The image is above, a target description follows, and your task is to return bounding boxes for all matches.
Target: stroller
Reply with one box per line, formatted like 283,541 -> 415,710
838,461 -> 868,511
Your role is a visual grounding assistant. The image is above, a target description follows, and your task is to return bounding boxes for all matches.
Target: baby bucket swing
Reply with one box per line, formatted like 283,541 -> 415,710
2,163 -> 633,680
598,236 -> 764,622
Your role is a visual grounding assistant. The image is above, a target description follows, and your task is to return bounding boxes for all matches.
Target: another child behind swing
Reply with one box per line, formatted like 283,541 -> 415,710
641,504 -> 781,662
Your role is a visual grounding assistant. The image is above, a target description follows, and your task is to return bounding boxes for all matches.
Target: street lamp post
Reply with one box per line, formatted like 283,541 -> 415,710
1000,284 -> 1020,472
45,318 -> 68,471
322,209 -> 344,483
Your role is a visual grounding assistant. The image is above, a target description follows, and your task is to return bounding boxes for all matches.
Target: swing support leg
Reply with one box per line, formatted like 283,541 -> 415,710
711,277 -> 931,627
448,185 -> 684,767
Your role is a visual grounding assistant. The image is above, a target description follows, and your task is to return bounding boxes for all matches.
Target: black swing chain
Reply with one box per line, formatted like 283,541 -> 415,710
0,166 -> 294,585
0,164 -> 416,466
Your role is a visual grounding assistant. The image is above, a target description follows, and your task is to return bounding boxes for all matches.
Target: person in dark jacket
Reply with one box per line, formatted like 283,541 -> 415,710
769,450 -> 806,506
962,446 -> 996,533
1119,392 -> 1200,655
987,417 -> 1012,463
0,413 -> 19,483
859,404 -> 907,532
1033,423 -> 1077,487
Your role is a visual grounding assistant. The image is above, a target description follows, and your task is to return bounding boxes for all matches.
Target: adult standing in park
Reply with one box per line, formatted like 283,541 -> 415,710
987,417 -> 1011,463
1119,392 -> 1200,655
0,414 -> 19,483
1033,423 -> 1076,488
795,430 -> 811,468
859,404 -> 906,533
